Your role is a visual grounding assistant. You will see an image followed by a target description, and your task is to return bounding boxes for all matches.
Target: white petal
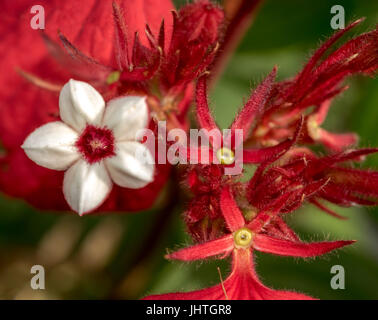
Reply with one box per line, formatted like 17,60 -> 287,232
21,121 -> 80,170
105,141 -> 154,189
59,79 -> 105,132
63,160 -> 112,215
102,96 -> 148,141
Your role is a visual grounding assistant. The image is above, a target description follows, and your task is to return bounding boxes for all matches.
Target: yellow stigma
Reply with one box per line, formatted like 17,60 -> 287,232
216,147 -> 235,165
233,227 -> 254,249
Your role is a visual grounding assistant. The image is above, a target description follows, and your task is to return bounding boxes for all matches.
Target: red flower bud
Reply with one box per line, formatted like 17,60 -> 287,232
161,0 -> 224,90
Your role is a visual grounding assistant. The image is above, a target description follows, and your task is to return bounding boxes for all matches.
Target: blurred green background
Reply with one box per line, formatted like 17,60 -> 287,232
0,0 -> 377,299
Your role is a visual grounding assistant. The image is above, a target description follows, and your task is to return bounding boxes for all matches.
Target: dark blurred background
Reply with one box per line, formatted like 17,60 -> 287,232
0,0 -> 377,299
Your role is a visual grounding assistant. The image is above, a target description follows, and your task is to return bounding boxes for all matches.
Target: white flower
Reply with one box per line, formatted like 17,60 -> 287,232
22,79 -> 154,215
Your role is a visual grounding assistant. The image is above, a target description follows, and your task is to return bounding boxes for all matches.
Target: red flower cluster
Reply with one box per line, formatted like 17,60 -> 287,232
247,148 -> 378,219
251,19 -> 378,152
0,0 -> 377,300
143,18 -> 378,299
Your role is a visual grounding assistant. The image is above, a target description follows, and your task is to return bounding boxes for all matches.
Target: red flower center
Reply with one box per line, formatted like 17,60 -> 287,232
76,125 -> 116,164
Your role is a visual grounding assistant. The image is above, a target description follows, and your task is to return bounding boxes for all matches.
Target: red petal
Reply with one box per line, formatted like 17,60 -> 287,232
142,283 -> 227,300
195,76 -> 221,148
250,284 -> 315,300
243,139 -> 293,164
310,199 -> 347,220
253,234 -> 355,257
320,182 -> 377,207
293,18 -> 364,95
328,167 -> 378,198
231,249 -> 315,300
167,235 -> 233,261
317,25 -> 378,76
230,66 -> 277,140
247,192 -> 292,232
271,217 -> 301,242
318,129 -> 358,152
143,249 -> 315,300
220,186 -> 245,231
296,71 -> 349,109
314,99 -> 331,125
329,148 -> 378,163
308,148 -> 378,176
246,160 -> 271,193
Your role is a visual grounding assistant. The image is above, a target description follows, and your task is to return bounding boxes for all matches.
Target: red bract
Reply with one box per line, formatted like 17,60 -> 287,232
144,187 -> 354,300
251,20 -> 378,152
247,148 -> 378,219
160,0 -> 224,92
185,165 -> 223,240
185,164 -> 239,242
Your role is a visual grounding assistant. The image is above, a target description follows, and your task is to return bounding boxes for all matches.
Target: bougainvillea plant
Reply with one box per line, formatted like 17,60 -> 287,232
0,0 -> 377,299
